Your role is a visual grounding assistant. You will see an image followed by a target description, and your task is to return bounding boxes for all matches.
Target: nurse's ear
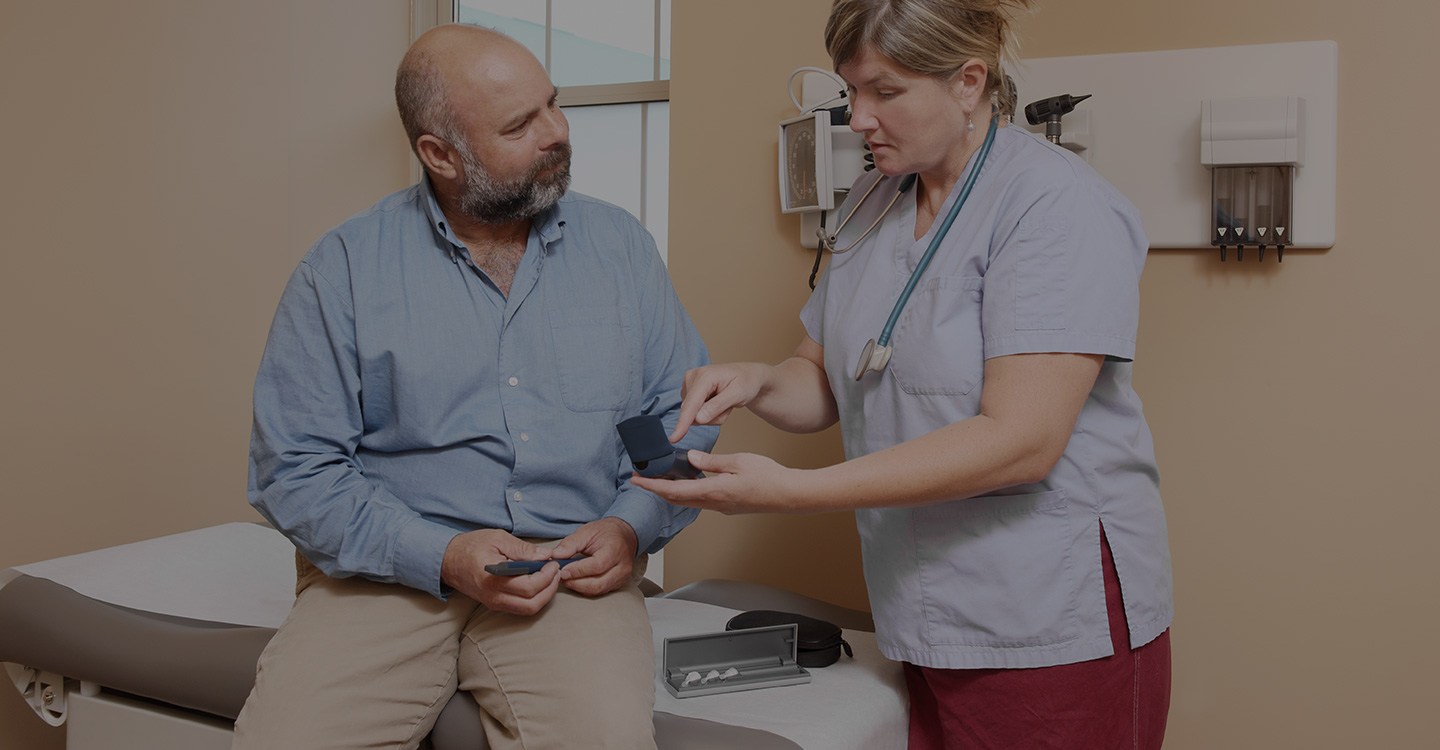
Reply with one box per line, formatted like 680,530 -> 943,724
947,57 -> 990,114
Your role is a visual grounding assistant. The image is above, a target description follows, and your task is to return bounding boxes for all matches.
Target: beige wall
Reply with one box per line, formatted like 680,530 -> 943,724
666,0 -> 1440,748
0,2 -> 410,747
2,0 -> 1437,748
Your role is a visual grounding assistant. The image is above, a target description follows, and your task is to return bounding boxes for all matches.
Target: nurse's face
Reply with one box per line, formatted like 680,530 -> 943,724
839,46 -> 972,178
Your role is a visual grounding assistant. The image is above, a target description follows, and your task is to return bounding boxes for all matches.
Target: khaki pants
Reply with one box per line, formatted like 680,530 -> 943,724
233,550 -> 656,750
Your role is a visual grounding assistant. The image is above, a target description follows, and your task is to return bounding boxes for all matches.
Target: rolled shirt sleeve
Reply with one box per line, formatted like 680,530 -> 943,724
604,217 -> 717,553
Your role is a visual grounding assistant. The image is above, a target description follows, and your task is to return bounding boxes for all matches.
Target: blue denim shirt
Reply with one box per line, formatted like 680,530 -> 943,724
248,180 -> 717,598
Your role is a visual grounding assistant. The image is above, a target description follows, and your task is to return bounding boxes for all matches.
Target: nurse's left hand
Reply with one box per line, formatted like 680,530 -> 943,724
630,451 -> 809,515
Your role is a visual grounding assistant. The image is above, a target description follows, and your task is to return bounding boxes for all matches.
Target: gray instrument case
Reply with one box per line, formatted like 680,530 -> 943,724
662,623 -> 812,698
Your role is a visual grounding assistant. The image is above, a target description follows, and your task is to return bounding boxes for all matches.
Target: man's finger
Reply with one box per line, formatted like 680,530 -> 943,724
494,563 -> 560,597
556,554 -> 609,581
552,527 -> 598,560
497,536 -> 552,562
564,570 -> 621,597
491,572 -> 562,615
562,557 -> 630,595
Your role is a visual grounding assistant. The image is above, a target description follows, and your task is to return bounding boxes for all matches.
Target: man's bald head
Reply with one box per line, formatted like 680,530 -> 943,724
394,25 -> 571,225
394,25 -> 530,158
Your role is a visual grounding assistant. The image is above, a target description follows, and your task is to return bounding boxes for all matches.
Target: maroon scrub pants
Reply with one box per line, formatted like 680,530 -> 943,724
904,525 -> 1171,749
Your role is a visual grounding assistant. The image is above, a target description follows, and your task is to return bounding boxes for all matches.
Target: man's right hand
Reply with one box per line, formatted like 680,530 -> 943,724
441,530 -> 561,615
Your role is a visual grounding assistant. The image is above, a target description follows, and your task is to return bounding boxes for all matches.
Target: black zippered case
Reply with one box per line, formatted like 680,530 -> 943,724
725,610 -> 854,668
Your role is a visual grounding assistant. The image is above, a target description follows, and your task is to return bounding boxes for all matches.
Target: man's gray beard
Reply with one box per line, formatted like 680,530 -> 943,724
456,142 -> 572,224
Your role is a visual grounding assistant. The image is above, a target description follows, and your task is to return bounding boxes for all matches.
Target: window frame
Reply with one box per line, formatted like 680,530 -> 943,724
408,1 -> 671,226
411,1 -> 670,107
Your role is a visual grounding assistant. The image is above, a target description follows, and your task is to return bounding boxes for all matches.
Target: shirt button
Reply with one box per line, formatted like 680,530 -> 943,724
520,433 -> 530,442
512,491 -> 523,502
508,377 -> 519,387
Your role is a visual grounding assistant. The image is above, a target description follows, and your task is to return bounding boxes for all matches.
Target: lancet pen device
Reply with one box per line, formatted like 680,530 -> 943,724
617,415 -> 703,480
483,558 -> 585,576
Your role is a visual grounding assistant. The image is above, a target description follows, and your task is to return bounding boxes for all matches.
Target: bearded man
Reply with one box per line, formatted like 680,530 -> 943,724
235,24 -> 716,750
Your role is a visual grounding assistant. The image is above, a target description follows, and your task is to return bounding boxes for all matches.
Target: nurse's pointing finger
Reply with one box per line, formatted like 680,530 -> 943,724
669,380 -> 720,442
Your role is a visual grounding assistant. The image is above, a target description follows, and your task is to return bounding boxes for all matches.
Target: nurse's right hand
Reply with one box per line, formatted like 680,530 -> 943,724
669,362 -> 772,442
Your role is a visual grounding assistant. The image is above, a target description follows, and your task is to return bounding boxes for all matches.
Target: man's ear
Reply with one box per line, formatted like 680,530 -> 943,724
416,134 -> 461,181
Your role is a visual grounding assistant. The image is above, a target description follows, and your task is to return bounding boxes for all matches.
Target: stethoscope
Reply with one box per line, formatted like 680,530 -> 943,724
817,106 -> 1000,381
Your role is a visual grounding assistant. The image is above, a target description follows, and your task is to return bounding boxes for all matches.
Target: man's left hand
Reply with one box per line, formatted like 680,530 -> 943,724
551,517 -> 639,597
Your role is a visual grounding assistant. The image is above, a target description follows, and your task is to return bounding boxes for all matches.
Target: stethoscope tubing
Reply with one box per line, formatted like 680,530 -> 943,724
823,174 -> 917,255
877,110 -> 1000,348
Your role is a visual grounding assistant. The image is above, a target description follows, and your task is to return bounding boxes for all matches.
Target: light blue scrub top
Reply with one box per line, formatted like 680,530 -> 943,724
801,126 -> 1173,670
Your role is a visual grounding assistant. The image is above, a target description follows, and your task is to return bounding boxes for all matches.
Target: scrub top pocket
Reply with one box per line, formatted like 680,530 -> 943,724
548,306 -> 635,412
889,276 -> 985,396
914,489 -> 1081,648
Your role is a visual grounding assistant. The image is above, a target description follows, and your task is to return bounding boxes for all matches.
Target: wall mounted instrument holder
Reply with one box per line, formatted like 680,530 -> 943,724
1202,96 -> 1303,262
1012,41 -> 1337,258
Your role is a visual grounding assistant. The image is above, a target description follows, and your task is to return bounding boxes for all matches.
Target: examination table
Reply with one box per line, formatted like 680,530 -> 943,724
0,524 -> 905,749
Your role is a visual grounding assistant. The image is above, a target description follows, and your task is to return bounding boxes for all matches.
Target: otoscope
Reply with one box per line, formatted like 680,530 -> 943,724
1024,93 -> 1091,144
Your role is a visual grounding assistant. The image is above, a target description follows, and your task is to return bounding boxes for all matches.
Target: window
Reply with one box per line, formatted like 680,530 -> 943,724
413,1 -> 672,260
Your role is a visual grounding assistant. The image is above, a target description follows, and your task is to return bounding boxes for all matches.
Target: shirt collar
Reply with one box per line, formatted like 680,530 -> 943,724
418,177 -> 468,262
532,198 -> 567,249
420,177 -> 569,260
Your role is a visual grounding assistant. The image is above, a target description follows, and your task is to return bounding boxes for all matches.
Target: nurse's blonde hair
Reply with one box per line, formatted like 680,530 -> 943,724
824,0 -> 1036,118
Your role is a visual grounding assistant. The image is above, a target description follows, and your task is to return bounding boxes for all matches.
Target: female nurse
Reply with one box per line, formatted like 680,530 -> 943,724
633,1 -> 1173,747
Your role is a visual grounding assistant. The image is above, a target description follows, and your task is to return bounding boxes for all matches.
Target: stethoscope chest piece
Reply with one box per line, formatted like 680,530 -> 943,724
853,338 -> 893,381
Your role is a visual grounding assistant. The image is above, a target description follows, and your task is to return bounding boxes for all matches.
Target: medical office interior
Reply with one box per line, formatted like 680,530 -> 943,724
2,0 -> 1437,747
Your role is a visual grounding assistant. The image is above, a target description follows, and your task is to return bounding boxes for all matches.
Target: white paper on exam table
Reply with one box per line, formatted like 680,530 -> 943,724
2,522 -> 298,628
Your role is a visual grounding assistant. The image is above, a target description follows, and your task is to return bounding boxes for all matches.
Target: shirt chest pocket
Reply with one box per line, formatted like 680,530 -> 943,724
888,276 -> 985,396
548,306 -> 636,412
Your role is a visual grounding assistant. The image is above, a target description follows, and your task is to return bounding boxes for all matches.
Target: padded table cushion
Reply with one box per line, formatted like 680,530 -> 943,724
0,574 -> 813,749
0,524 -> 899,750
0,574 -> 271,719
